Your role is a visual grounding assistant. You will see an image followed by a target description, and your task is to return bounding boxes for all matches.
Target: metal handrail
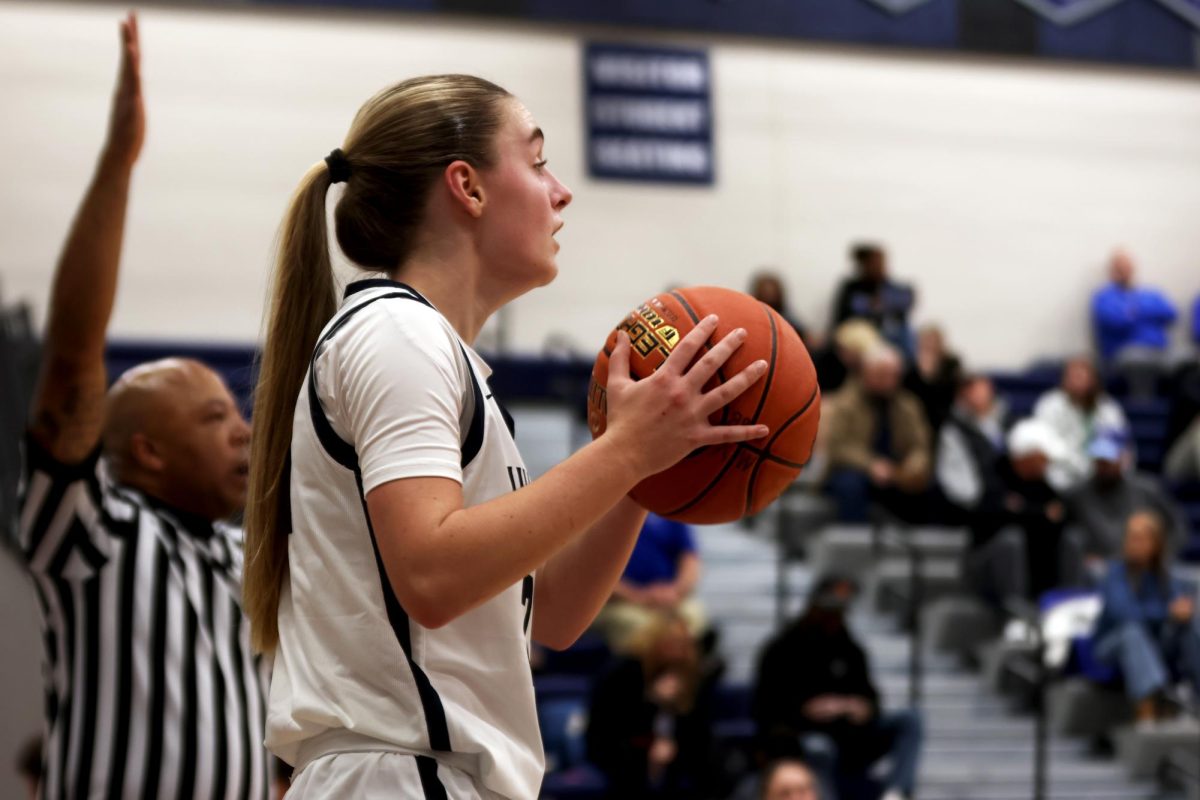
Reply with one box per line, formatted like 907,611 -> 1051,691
872,517 -> 924,709
1003,597 -> 1048,800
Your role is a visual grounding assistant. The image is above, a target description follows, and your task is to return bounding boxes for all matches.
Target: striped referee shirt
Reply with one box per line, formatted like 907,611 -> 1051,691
16,435 -> 269,800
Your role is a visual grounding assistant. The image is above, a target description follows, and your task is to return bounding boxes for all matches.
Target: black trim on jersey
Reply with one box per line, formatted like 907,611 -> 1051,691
142,543 -> 171,798
343,278 -> 432,303
305,291 -> 487,472
299,287 -> 465,755
415,755 -> 449,800
105,522 -> 140,798
178,595 -> 200,800
487,378 -> 517,438
75,575 -> 102,796
460,366 -> 486,469
354,470 -> 452,752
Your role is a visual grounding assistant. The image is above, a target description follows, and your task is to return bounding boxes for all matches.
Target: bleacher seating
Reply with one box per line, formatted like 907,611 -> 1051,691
97,341 -> 1200,796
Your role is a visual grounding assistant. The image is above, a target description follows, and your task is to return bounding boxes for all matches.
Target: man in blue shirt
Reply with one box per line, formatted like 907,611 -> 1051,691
1092,249 -> 1178,361
1192,294 -> 1200,348
594,513 -> 708,653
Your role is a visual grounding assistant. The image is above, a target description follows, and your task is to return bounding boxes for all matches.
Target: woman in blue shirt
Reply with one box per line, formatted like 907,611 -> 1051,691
1094,509 -> 1200,724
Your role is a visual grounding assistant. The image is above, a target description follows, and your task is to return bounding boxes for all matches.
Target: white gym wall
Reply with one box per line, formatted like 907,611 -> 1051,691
1,2 -> 1199,364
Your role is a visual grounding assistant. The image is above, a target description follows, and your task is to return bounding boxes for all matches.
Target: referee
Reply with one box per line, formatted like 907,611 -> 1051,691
16,15 -> 268,799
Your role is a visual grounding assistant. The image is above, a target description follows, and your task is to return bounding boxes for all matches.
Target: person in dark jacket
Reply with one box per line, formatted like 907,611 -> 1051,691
754,575 -> 921,800
944,417 -> 1073,608
936,375 -> 1010,519
830,243 -> 915,356
586,611 -> 717,798
1066,431 -> 1187,572
902,325 -> 962,434
1093,510 -> 1200,726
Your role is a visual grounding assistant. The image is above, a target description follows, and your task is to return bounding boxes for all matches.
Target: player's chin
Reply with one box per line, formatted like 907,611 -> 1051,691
536,258 -> 559,286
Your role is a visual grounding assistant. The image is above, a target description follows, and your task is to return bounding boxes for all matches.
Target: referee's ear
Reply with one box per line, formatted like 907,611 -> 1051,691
128,432 -> 165,474
442,160 -> 484,219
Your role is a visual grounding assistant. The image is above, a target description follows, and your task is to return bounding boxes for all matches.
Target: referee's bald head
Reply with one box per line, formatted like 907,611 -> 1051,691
103,358 -> 251,520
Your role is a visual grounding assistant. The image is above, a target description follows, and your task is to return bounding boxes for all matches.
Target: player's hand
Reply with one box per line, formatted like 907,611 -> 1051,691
102,12 -> 145,171
604,315 -> 769,479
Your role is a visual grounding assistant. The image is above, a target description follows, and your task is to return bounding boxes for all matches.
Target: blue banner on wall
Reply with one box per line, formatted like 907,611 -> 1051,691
243,0 -> 1200,70
585,43 -> 714,185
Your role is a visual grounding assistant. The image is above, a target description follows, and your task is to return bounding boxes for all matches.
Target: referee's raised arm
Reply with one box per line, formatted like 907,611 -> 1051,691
29,12 -> 144,464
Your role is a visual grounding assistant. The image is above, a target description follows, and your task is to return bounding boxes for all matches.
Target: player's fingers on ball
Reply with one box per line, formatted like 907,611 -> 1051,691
608,331 -> 633,388
700,359 -> 768,414
700,423 -> 769,446
662,315 -> 718,376
686,327 -> 748,388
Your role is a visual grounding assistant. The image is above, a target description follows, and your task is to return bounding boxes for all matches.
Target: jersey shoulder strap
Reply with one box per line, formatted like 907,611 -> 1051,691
305,285 -> 487,473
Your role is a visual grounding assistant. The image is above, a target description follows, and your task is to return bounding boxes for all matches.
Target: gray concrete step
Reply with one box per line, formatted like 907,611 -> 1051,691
693,523 -> 1155,800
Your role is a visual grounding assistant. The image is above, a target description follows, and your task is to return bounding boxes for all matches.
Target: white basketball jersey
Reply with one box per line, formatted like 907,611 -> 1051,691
266,279 -> 542,799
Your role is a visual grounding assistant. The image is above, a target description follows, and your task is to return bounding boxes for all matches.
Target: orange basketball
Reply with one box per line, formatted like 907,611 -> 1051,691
586,286 -> 821,523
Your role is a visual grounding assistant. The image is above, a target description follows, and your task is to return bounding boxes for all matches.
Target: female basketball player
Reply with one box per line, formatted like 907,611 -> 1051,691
245,76 -> 769,798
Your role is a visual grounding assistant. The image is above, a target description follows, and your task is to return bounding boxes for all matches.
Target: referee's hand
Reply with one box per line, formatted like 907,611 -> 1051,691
102,11 -> 145,171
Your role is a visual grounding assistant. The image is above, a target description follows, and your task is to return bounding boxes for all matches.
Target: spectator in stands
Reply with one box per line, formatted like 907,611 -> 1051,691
823,344 -> 932,523
1066,430 -> 1187,573
586,611 -> 717,798
936,374 -> 1009,519
754,574 -> 922,800
903,324 -> 963,434
1165,413 -> 1200,483
1092,249 -> 1178,363
1093,510 -> 1200,726
594,512 -> 707,655
812,319 -> 881,395
751,270 -> 809,345
830,243 -> 915,356
953,419 -> 1071,608
1032,356 -> 1129,492
730,754 -> 824,800
1193,294 -> 1200,347
761,759 -> 822,800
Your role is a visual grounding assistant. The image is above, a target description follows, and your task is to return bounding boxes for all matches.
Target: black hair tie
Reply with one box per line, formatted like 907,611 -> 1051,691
325,148 -> 352,184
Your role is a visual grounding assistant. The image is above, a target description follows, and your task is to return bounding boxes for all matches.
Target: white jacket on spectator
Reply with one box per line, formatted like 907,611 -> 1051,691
1032,388 -> 1129,492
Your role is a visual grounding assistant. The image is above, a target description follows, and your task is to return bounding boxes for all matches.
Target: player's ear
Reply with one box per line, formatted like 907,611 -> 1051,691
443,160 -> 484,218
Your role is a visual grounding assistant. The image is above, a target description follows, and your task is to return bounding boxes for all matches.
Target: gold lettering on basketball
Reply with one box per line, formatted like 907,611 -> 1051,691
588,377 -> 607,416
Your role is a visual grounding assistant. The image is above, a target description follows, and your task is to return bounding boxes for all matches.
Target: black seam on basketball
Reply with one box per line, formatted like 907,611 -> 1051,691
669,291 -> 702,324
741,445 -> 808,470
743,384 -> 821,516
662,443 -> 750,518
747,303 -> 778,426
